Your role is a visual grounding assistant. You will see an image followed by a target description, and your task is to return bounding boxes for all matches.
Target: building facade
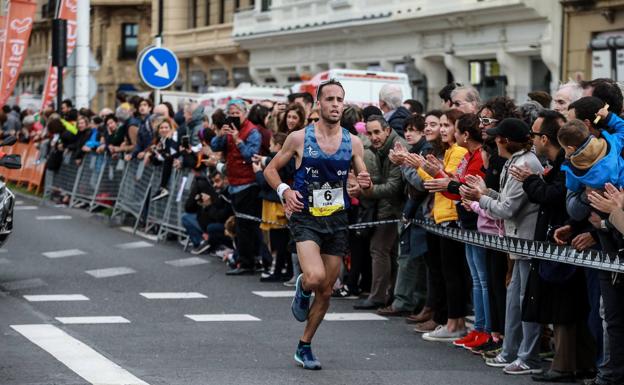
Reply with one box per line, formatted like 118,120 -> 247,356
562,0 -> 624,83
233,0 -> 562,107
153,0 -> 253,93
18,0 -> 152,110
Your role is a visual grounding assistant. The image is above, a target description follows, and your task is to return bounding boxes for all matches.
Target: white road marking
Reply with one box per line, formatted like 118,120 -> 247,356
85,267 -> 136,278
14,200 -> 24,205
115,241 -> 153,250
36,215 -> 72,220
24,294 -> 89,302
11,324 -> 149,385
323,313 -> 388,321
0,278 -> 47,291
0,257 -> 10,264
55,316 -> 131,324
42,249 -> 86,259
140,292 -> 207,299
0,248 -> 7,253
252,290 -> 296,298
119,226 -> 158,241
165,257 -> 209,267
185,314 -> 261,322
14,205 -> 38,210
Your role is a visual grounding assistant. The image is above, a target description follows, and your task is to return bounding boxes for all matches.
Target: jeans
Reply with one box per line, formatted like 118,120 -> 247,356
501,258 -> 542,366
597,272 -> 624,385
181,213 -> 202,247
231,186 -> 261,269
465,244 -> 491,332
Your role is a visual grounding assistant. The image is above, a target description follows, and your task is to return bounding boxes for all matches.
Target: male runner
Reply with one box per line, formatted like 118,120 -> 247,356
264,79 -> 372,370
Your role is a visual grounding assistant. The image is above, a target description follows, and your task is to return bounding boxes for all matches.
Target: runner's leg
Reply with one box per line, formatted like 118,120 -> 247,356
302,253 -> 342,342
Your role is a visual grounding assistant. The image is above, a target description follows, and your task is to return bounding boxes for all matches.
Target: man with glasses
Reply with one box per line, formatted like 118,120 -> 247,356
264,79 -> 372,370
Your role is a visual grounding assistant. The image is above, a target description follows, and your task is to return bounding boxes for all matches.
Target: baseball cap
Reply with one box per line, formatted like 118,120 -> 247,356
485,118 -> 530,142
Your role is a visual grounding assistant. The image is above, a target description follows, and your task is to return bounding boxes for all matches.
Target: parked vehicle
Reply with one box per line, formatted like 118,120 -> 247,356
0,136 -> 22,247
296,69 -> 412,106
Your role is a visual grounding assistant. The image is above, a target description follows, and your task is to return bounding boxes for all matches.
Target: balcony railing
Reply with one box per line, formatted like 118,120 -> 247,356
162,23 -> 237,57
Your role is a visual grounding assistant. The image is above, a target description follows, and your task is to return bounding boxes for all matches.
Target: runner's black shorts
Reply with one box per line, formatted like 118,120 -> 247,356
288,210 -> 349,257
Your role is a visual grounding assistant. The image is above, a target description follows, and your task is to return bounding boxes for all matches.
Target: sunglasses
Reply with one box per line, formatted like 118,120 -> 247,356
479,117 -> 498,126
307,117 -> 319,124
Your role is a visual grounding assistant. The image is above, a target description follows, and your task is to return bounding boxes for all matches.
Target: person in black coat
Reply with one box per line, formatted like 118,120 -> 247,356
510,110 -> 596,382
182,170 -> 233,253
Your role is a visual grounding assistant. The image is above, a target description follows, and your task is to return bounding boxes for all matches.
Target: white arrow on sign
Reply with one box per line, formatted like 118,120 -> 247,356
148,55 -> 170,79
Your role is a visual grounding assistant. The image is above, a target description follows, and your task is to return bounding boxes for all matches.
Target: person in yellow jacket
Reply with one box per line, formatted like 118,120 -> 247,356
403,109 -> 471,341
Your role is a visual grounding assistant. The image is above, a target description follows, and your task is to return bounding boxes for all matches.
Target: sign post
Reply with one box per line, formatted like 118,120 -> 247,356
137,42 -> 179,105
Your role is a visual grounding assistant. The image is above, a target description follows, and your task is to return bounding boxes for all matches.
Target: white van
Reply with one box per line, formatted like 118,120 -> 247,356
298,69 -> 412,106
198,83 -> 290,114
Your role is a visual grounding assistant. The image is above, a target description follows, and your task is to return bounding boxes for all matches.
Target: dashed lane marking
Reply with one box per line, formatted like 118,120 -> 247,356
14,205 -> 37,210
55,316 -> 131,324
0,248 -> 7,253
42,249 -> 86,259
36,215 -> 72,220
165,257 -> 209,267
14,200 -> 24,205
11,324 -> 149,385
24,294 -> 89,302
115,241 -> 154,250
85,267 -> 136,278
0,257 -> 10,264
0,278 -> 47,291
323,313 -> 388,321
119,226 -> 158,242
140,292 -> 207,299
185,314 -> 261,322
252,290 -> 296,298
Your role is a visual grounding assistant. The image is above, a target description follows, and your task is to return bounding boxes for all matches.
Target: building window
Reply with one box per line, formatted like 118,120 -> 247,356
219,0 -> 225,23
120,23 -> 138,60
261,0 -> 271,11
188,0 -> 198,28
205,0 -> 211,26
235,0 -> 240,10
469,59 -> 506,100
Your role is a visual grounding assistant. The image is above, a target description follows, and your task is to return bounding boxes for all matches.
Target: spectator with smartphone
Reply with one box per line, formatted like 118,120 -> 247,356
210,99 -> 263,275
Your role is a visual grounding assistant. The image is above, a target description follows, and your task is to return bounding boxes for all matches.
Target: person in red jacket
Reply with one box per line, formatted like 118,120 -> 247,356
210,99 -> 262,275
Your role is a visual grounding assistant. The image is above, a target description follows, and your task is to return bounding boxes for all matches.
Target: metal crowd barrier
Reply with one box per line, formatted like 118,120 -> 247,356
157,170 -> 194,241
42,154 -> 195,242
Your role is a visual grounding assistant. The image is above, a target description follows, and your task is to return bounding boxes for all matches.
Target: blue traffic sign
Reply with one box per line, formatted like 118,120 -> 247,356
137,46 -> 179,90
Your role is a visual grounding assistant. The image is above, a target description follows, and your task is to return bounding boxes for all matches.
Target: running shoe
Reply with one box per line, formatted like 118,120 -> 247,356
471,338 -> 502,355
452,330 -> 478,347
291,274 -> 311,322
463,332 -> 491,350
503,359 -> 543,375
294,343 -> 321,370
331,285 -> 359,299
422,325 -> 467,342
484,354 -> 511,368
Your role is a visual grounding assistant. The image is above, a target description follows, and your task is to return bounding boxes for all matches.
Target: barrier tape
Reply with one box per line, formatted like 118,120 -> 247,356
232,210 -> 401,230
413,219 -> 624,274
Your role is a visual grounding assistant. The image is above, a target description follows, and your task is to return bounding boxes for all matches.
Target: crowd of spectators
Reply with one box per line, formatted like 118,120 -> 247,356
4,76 -> 624,384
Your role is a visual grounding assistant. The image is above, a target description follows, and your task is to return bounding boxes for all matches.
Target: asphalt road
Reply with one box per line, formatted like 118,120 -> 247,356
0,196 -> 534,385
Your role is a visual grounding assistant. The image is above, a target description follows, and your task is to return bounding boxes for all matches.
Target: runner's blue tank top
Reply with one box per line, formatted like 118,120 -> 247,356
293,124 -> 352,216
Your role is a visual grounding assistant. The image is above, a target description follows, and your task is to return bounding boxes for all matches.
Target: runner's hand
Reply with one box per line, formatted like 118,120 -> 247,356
356,171 -> 372,190
283,189 -> 304,213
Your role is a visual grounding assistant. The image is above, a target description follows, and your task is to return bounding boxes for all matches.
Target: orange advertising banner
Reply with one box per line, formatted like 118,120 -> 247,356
40,0 -> 78,111
0,0 -> 37,106
0,15 -> 6,75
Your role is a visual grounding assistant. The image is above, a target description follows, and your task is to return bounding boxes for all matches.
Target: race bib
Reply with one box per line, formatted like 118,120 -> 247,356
310,187 -> 345,217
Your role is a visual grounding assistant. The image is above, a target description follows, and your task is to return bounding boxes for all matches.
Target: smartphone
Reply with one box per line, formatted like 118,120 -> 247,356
181,135 -> 190,148
224,116 -> 241,130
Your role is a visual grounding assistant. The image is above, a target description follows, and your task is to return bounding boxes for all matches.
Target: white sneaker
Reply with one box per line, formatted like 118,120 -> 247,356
422,325 -> 467,342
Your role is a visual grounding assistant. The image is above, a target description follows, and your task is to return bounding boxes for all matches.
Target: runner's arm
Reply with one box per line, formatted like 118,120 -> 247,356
264,131 -> 305,213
